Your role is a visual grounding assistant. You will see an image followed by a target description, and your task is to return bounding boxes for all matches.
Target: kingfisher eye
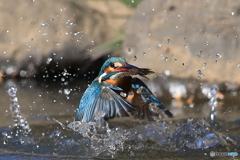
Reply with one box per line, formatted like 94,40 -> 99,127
110,62 -> 116,68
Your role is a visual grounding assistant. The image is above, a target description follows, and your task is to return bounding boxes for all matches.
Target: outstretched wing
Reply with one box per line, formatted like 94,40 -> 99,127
75,81 -> 135,123
130,78 -> 173,120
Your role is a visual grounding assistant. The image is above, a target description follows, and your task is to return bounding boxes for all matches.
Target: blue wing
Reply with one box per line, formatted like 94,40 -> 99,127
131,78 -> 173,119
75,80 -> 135,123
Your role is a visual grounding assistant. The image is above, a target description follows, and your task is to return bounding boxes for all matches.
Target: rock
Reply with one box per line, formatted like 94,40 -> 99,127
123,0 -> 240,84
0,0 -> 132,78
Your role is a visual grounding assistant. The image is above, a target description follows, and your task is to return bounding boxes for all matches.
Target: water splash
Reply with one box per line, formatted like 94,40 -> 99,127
7,86 -> 31,136
65,118 -> 235,157
208,86 -> 218,122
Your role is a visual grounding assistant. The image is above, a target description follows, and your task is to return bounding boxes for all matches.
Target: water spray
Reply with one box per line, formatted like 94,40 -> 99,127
7,86 -> 31,136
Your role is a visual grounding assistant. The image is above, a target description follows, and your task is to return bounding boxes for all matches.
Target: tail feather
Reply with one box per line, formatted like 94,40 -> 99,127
131,103 -> 172,121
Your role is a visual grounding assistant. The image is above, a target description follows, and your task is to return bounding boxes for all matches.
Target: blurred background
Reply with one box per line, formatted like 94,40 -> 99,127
0,0 -> 240,159
1,0 -> 240,83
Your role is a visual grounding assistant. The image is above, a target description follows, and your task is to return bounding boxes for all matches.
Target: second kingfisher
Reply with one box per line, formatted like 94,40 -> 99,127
75,57 -> 173,124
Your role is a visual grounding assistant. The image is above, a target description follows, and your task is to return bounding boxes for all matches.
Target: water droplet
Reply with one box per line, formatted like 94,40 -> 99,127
216,53 -> 221,59
167,39 -> 171,44
158,44 -> 162,47
237,64 -> 240,67
231,11 -> 235,15
41,23 -> 50,28
127,48 -> 131,52
58,90 -> 63,94
163,70 -> 171,76
74,32 -> 80,36
64,89 -> 71,95
46,58 -> 52,64
20,70 -> 27,77
120,92 -> 127,97
197,51 -> 203,58
163,57 -> 168,61
133,55 -> 137,61
189,103 -> 195,108
142,52 -> 146,55
197,70 -> 203,79
174,59 -> 177,62
202,63 -> 207,69
6,30 -> 9,33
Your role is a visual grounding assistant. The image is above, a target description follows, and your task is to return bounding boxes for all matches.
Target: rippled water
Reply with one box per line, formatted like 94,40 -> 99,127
0,78 -> 239,159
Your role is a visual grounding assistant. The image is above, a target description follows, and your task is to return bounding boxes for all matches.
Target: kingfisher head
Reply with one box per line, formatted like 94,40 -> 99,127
98,57 -> 154,83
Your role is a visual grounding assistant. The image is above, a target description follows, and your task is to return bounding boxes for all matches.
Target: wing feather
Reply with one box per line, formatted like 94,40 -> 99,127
75,81 -> 135,123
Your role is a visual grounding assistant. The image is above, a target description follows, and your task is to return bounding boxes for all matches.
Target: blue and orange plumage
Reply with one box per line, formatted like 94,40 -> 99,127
75,57 -> 173,124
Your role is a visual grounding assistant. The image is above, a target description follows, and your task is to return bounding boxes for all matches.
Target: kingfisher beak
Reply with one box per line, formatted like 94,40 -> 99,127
115,63 -> 141,72
115,63 -> 154,78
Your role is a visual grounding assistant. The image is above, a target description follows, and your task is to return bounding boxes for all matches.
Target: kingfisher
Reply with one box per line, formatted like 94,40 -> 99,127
75,57 -> 173,124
